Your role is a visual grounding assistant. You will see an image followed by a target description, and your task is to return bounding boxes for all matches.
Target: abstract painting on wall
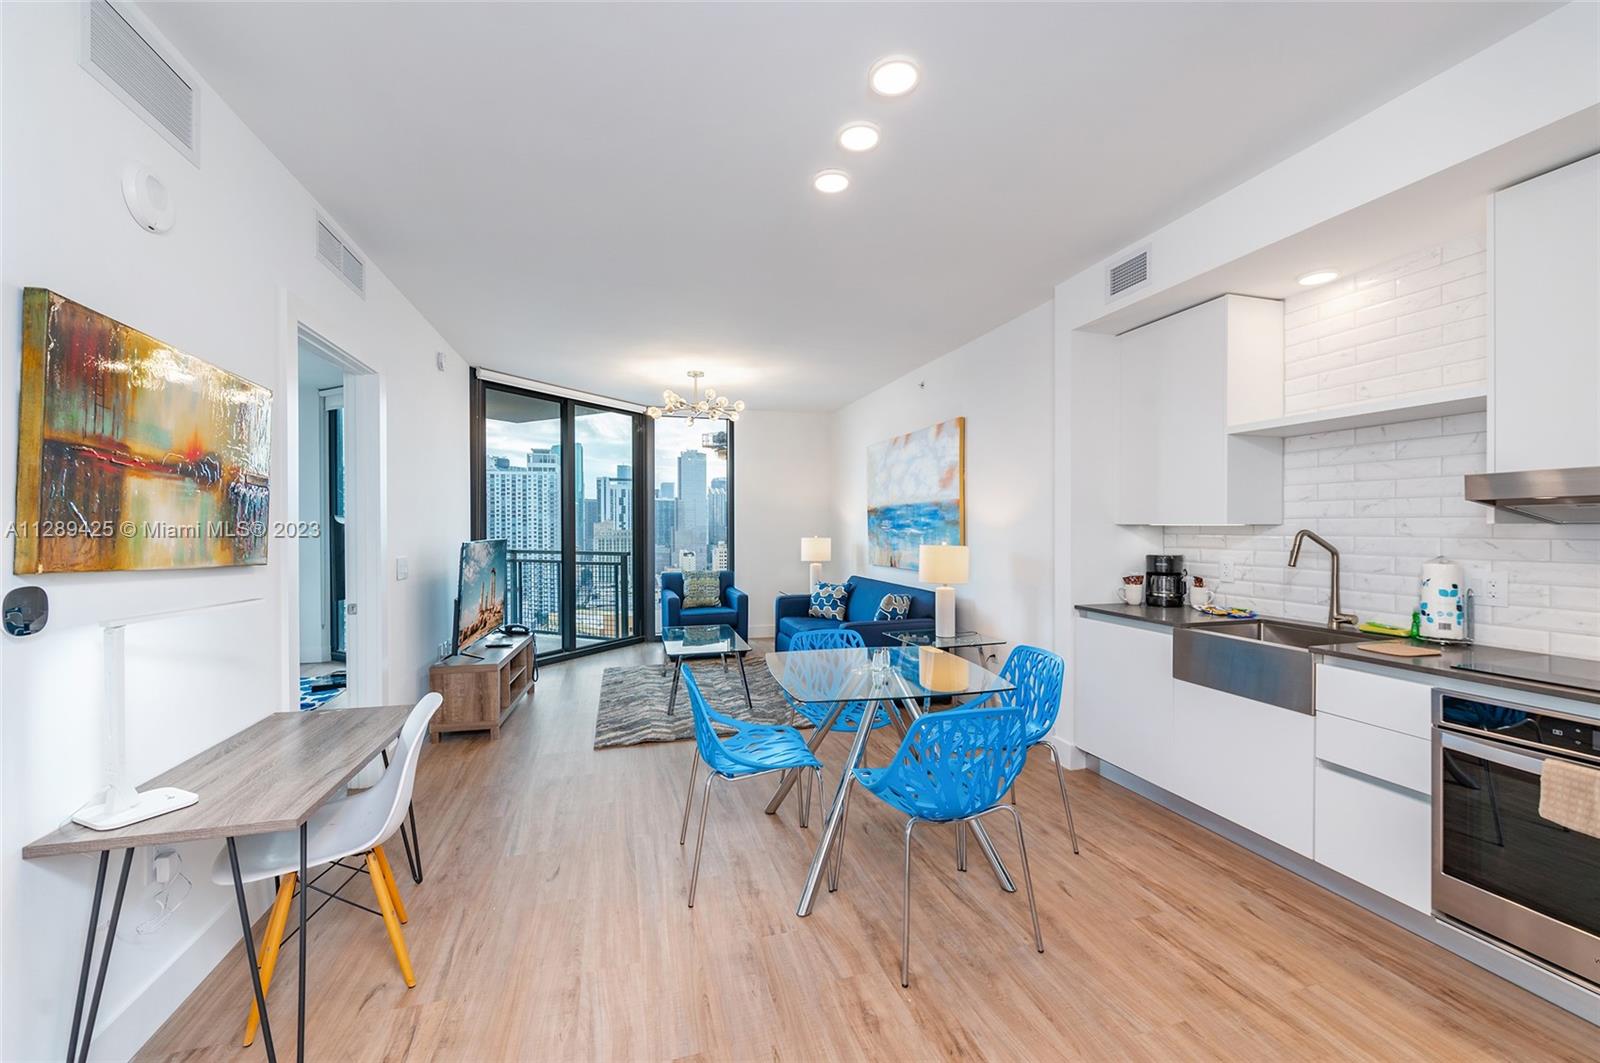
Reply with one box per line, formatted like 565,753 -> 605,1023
866,417 -> 965,570
15,289 -> 272,573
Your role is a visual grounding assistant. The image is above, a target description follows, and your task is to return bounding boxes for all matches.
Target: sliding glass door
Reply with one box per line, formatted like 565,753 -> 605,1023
475,377 -> 644,659
573,404 -> 638,645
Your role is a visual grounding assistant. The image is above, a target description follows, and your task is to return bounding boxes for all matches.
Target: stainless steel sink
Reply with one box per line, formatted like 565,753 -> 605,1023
1173,618 -> 1384,714
1212,619 -> 1373,650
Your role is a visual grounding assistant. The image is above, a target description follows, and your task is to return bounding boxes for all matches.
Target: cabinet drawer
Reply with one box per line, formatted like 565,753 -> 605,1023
1314,762 -> 1431,912
1315,661 -> 1432,739
1316,712 -> 1430,795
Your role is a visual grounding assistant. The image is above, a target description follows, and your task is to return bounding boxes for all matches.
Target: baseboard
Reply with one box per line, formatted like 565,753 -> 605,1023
750,623 -> 775,640
1040,736 -> 1089,770
1094,759 -> 1600,1026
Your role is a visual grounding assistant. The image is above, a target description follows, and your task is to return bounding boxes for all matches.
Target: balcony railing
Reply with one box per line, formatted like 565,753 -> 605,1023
506,548 -> 632,644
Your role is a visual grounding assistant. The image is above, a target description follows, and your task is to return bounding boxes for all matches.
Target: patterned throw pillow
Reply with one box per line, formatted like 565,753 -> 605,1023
809,581 -> 850,620
874,593 -> 911,622
682,572 -> 723,608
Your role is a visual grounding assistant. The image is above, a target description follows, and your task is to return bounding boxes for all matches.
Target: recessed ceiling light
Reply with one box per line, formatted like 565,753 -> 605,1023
1298,269 -> 1340,286
869,56 -> 920,97
838,122 -> 880,152
813,169 -> 850,194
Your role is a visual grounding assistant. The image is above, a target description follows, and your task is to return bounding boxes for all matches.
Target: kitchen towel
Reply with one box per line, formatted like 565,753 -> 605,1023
1538,758 -> 1600,839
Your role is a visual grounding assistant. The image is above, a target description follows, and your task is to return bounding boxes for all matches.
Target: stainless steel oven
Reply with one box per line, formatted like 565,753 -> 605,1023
1433,689 -> 1600,986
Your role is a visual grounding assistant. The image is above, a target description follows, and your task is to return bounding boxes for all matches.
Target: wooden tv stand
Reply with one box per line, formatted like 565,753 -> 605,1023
427,633 -> 535,740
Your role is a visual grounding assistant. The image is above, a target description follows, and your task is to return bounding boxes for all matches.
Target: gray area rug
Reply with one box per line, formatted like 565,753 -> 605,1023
595,650 -> 805,749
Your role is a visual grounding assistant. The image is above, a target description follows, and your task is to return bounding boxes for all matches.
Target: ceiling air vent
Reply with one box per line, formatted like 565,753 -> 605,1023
80,1 -> 199,163
1106,246 -> 1151,301
316,217 -> 367,297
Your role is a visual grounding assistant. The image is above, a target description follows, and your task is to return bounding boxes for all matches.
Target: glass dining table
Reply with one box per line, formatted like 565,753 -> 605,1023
764,645 -> 1017,917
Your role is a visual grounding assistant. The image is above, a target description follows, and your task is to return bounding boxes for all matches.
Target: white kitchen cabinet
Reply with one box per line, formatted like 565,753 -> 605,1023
1314,660 -> 1433,739
1115,295 -> 1284,526
1170,679 -> 1315,857
1074,615 -> 1175,787
1314,762 -> 1431,912
1489,153 -> 1600,473
1313,660 -> 1434,912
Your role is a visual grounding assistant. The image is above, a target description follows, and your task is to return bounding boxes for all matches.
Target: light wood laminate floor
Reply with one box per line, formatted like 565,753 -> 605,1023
139,641 -> 1598,1061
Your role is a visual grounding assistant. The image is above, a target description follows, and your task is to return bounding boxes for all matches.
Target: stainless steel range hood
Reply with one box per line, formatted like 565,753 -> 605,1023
1464,467 -> 1600,524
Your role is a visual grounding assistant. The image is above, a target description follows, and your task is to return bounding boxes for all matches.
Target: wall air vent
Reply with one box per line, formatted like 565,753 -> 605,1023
80,1 -> 199,163
316,217 -> 367,297
1106,247 -> 1151,301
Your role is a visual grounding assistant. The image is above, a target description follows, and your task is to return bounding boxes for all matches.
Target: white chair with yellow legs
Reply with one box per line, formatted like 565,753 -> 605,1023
210,693 -> 442,1045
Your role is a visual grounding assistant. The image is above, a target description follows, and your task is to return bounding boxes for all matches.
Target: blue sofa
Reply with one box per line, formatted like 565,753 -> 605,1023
660,571 -> 749,641
773,575 -> 936,650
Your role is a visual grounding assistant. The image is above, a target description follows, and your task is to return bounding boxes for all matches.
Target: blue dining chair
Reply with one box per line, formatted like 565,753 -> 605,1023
678,666 -> 823,908
997,645 -> 1079,855
783,628 -> 893,733
851,707 -> 1043,986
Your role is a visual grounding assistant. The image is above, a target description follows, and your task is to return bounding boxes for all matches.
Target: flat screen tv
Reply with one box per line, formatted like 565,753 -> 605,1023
453,539 -> 508,655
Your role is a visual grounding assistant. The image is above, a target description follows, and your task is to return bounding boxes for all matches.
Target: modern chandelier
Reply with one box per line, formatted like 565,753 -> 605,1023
645,370 -> 746,423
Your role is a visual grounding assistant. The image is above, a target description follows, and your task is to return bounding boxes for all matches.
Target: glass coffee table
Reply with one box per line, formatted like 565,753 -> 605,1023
661,624 -> 751,716
888,630 -> 1007,667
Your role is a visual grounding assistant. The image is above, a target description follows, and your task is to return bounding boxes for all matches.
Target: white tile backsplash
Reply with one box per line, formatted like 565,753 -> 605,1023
1164,412 -> 1600,660
1283,236 -> 1486,414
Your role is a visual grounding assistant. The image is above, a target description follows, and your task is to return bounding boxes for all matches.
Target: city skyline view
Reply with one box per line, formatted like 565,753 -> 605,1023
482,393 -> 731,654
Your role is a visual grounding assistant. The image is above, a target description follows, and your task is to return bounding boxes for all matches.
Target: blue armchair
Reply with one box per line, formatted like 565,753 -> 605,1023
774,575 -> 936,650
661,571 -> 749,641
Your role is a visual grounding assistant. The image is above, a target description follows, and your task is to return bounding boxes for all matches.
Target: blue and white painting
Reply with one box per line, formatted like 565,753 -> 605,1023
867,418 -> 965,570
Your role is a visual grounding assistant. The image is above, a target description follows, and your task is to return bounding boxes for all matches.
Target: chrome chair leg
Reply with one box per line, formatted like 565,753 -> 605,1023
799,769 -> 811,829
687,773 -> 717,908
901,818 -> 918,987
1042,741 -> 1080,855
829,774 -> 856,892
993,805 -> 1044,953
955,822 -> 968,872
813,768 -> 825,833
678,745 -> 701,846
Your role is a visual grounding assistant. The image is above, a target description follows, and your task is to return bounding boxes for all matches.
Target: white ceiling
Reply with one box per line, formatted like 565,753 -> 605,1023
143,1 -> 1557,411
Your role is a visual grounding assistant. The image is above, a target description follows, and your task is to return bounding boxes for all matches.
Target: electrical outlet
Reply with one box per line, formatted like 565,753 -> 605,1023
395,556 -> 409,581
1218,560 -> 1238,582
147,848 -> 177,887
1479,573 -> 1506,608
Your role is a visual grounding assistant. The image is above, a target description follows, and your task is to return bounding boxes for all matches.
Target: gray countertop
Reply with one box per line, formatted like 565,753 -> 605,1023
1074,602 -> 1252,628
1076,602 -> 1600,707
1312,641 -> 1600,707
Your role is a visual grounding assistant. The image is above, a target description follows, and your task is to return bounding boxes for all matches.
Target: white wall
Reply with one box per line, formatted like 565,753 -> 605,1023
1165,411 -> 1600,659
831,302 -> 1055,650
731,411 -> 835,639
0,5 -> 469,1058
1285,234 -> 1487,413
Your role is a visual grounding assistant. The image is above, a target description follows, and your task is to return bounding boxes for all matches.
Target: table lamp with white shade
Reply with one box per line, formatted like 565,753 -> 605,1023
918,544 -> 968,639
801,536 -> 831,591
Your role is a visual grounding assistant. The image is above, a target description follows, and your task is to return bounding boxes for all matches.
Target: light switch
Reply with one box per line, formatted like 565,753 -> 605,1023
396,556 -> 409,581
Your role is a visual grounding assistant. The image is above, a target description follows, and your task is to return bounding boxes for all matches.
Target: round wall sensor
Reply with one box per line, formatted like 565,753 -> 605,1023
122,164 -> 175,233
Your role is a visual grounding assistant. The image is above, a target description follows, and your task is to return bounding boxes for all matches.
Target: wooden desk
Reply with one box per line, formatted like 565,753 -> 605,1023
23,703 -> 413,1063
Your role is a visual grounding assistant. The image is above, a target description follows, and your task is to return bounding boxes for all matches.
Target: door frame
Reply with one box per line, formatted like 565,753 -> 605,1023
278,292 -> 386,712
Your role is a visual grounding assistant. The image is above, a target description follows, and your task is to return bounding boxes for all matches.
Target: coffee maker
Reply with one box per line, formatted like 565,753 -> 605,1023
1145,554 -> 1186,607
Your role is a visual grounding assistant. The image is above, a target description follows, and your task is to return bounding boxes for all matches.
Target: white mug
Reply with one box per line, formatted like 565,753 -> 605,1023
1189,584 -> 1215,609
1119,583 -> 1144,605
